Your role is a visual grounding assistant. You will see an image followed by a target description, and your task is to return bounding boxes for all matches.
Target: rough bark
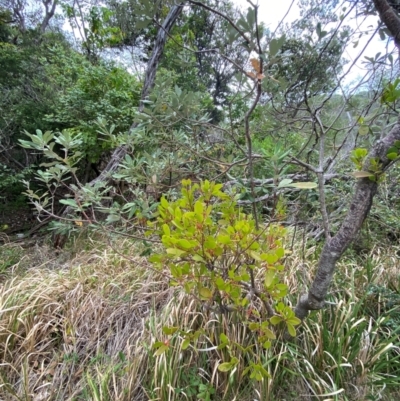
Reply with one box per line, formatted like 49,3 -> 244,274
373,0 -> 400,50
40,0 -> 57,33
92,2 -> 186,185
295,117 -> 400,320
294,0 -> 400,321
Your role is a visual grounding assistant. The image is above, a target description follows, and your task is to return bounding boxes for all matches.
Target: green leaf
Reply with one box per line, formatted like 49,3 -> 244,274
59,199 -> 78,207
194,200 -> 204,216
261,253 -> 279,264
166,248 -> 186,256
177,239 -> 193,249
288,182 -> 318,189
278,178 -> 293,188
220,333 -> 229,343
246,7 -> 255,27
358,125 -> 370,135
248,322 -> 259,331
276,248 -> 284,258
153,344 -> 169,356
215,277 -> 226,290
162,224 -> 170,236
316,22 -> 321,37
387,152 -> 398,161
288,316 -> 301,326
264,270 -> 275,287
263,328 -> 276,340
270,316 -> 282,325
184,281 -> 195,293
217,234 -> 231,245
269,36 -> 284,57
162,326 -> 179,335
160,197 -> 168,208
249,250 -> 261,261
149,254 -> 163,263
198,286 -> 213,300
352,171 -> 373,178
286,323 -> 296,337
193,254 -> 206,263
218,362 -> 233,372
204,236 -> 216,249
181,338 -> 190,350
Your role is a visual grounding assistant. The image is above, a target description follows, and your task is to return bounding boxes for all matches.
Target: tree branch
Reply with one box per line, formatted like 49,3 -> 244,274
295,116 -> 400,321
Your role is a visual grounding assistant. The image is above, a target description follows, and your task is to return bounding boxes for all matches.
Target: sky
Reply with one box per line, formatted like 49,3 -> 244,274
233,0 -> 394,84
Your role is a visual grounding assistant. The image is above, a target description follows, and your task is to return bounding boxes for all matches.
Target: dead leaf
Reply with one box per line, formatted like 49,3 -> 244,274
250,58 -> 261,72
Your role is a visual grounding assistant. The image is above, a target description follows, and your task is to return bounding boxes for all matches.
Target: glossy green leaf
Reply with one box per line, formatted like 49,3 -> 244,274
220,333 -> 229,343
177,239 -> 193,249
387,152 -> 398,161
162,224 -> 170,236
249,250 -> 261,261
160,197 -> 168,208
270,316 -> 282,325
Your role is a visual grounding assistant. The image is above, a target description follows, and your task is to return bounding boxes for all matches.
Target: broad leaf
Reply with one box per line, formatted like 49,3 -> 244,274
352,171 -> 373,178
288,182 -> 318,189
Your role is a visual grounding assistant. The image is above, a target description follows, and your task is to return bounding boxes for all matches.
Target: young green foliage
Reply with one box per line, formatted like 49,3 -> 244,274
149,179 -> 300,377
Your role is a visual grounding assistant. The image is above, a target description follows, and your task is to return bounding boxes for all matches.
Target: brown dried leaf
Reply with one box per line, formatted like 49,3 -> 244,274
250,58 -> 261,72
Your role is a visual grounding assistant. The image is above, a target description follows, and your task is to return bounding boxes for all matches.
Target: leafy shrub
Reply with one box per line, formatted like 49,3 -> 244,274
149,179 -> 300,378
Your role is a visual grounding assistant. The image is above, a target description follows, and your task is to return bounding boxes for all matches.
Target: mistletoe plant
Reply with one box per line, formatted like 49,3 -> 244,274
149,179 -> 300,377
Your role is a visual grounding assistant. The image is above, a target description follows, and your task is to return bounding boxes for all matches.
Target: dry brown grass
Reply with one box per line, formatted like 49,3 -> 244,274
0,236 -> 399,401
0,238 -> 172,400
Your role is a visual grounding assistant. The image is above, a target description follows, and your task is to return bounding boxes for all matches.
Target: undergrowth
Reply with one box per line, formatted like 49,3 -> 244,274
0,237 -> 399,400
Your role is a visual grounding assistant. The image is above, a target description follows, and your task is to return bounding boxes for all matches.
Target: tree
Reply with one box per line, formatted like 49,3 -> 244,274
294,0 -> 400,320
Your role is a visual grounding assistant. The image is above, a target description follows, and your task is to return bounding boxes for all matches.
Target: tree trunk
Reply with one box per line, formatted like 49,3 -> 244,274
40,0 -> 57,33
373,0 -> 400,49
294,0 -> 400,320
92,2 -> 186,185
295,116 -> 400,320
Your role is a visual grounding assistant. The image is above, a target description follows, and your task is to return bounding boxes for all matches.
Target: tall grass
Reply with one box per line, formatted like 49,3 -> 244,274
0,238 -> 399,400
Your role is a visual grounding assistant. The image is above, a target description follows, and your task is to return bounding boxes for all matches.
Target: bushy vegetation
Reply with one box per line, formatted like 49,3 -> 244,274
1,0 -> 400,399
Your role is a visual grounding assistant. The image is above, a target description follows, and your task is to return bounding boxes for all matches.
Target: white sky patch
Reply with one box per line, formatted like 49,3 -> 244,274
233,0 -> 394,84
